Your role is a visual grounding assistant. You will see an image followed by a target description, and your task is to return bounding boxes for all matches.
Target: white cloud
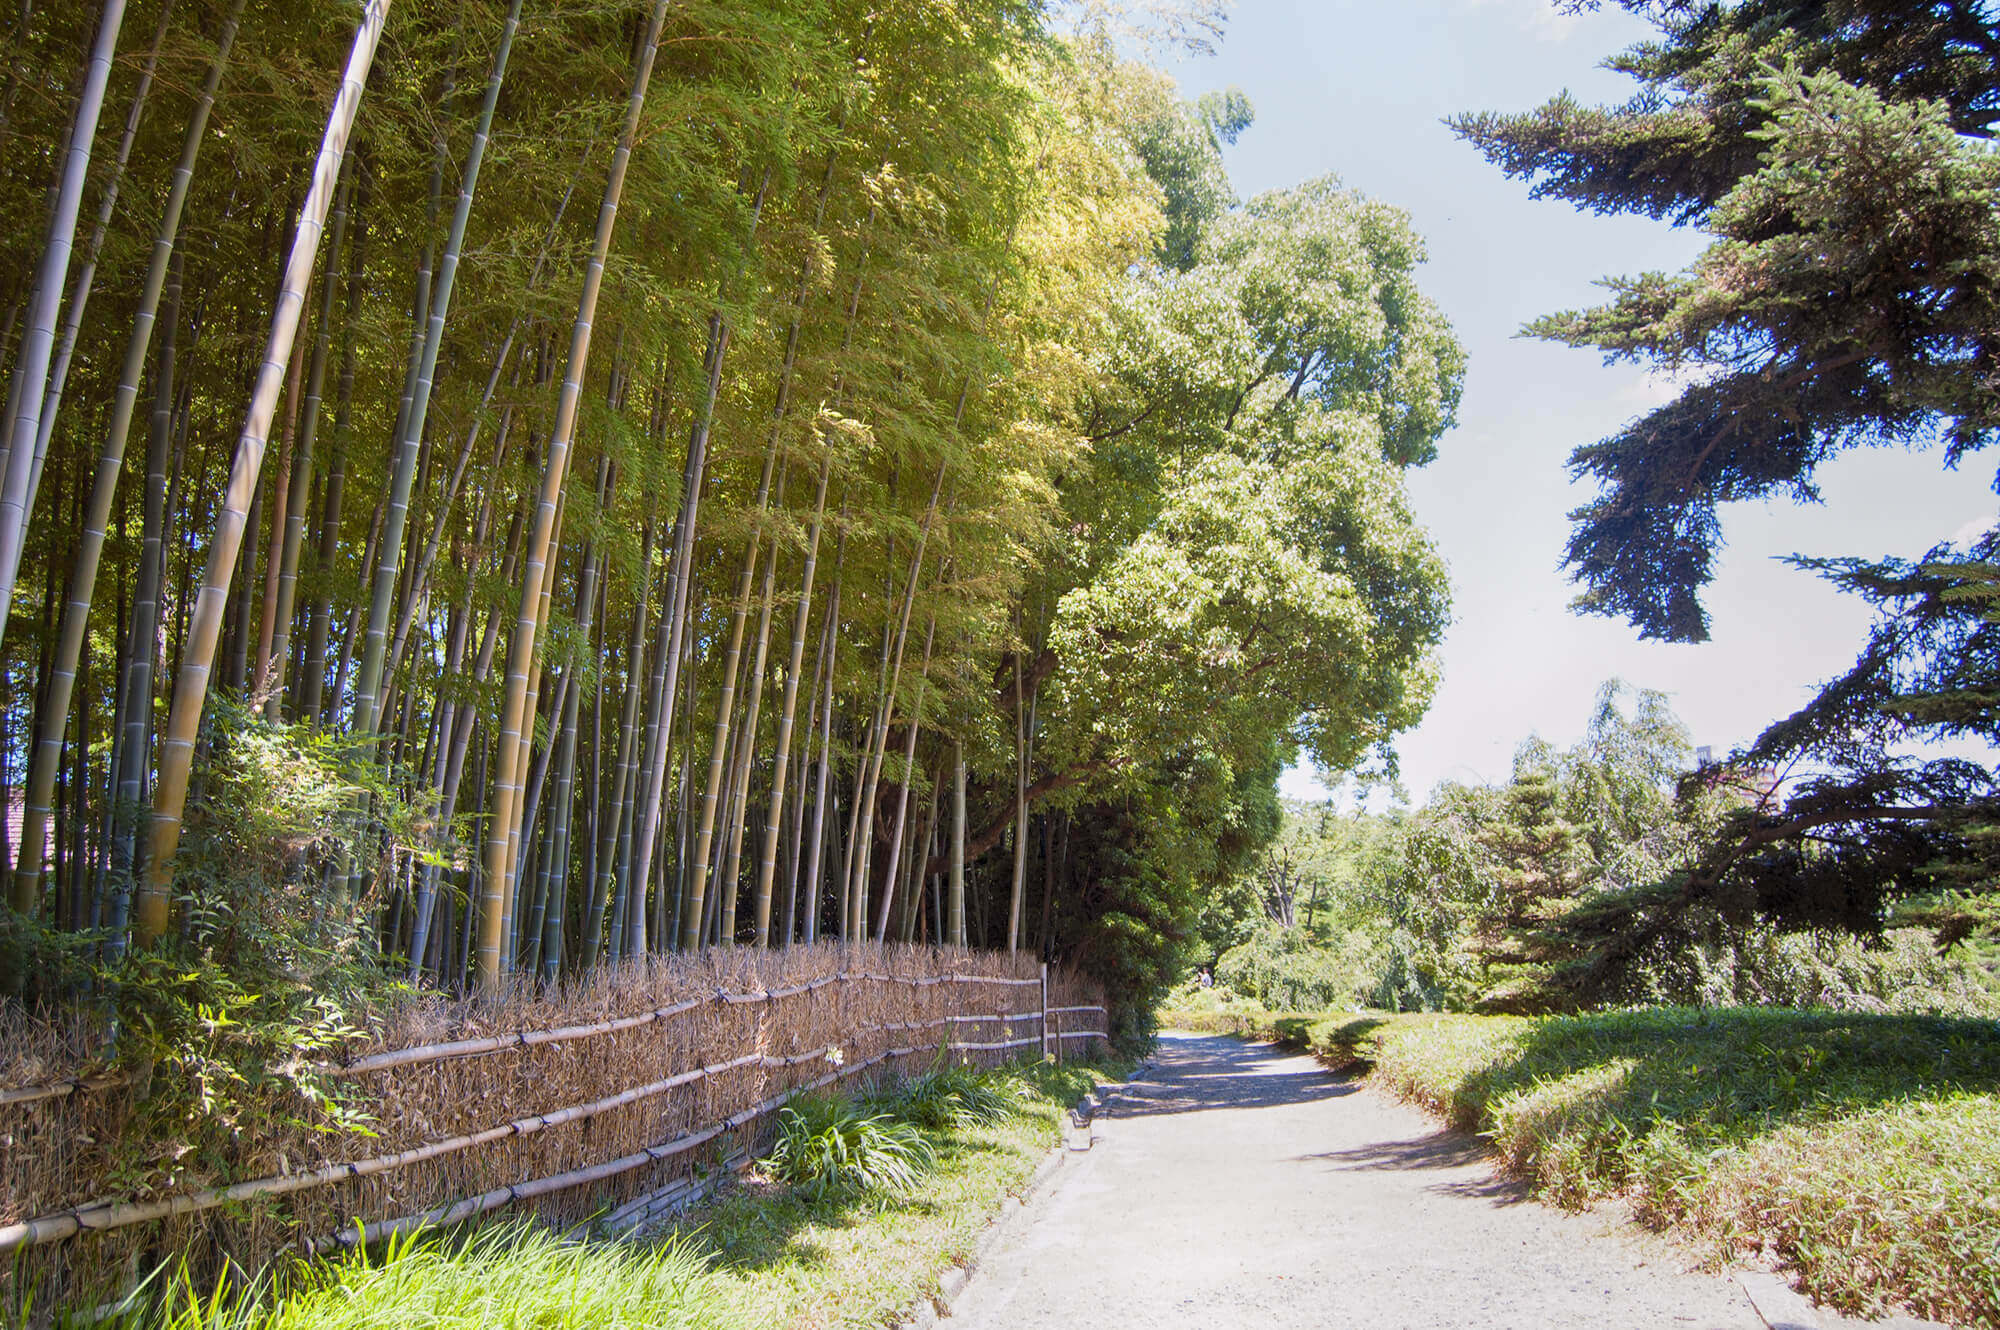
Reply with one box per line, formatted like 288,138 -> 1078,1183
1460,0 -> 1583,41
1951,512 -> 1996,546
1610,363 -> 1712,413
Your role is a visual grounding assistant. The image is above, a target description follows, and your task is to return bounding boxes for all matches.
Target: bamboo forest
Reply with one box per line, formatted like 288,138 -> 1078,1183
5,0 -> 2000,1326
0,0 -> 1455,1002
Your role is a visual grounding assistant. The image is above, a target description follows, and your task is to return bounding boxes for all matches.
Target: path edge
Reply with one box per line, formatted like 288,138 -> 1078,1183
892,1058 -> 1152,1329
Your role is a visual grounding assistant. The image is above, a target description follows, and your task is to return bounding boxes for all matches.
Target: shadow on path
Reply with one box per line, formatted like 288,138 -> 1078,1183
1104,1033 -> 1358,1118
1138,1035 -> 1532,1210
1296,1133 -> 1535,1206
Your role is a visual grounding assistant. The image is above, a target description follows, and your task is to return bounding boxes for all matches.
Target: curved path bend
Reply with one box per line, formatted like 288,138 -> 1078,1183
951,1032 -> 1771,1330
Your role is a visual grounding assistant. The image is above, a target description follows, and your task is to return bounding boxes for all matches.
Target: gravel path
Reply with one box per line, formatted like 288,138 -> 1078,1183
947,1032 -> 1767,1330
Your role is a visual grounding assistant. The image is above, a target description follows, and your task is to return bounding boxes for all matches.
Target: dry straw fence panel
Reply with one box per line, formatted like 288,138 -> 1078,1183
0,943 -> 1108,1308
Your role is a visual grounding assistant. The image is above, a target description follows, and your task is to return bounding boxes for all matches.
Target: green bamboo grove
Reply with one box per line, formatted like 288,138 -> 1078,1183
0,0 -> 1464,1009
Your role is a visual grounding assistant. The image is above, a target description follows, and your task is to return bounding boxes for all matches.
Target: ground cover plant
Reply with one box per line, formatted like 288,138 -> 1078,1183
694,1059 -> 1109,1328
1368,1009 -> 2000,1326
73,1058 -> 1112,1330
760,1093 -> 937,1201
1160,1001 -> 2000,1327
125,1226 -> 746,1330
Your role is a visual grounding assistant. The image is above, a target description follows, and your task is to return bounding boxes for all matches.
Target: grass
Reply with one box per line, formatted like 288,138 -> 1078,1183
84,1058 -> 1119,1330
91,1225 -> 743,1330
689,1059 -> 1110,1329
1165,1000 -> 2000,1327
760,1093 -> 937,1200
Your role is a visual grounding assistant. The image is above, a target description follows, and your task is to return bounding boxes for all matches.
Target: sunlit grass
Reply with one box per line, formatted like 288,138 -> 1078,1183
95,1224 -> 743,1330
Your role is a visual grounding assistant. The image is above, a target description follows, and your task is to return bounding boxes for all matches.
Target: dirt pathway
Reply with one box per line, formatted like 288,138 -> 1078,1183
947,1032 -> 1767,1330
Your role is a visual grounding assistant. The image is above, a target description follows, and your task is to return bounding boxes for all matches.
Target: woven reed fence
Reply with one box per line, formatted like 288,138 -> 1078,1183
0,944 -> 1108,1310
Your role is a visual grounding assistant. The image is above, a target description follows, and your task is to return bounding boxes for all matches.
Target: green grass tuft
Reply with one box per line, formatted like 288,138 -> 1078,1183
760,1092 -> 936,1200
110,1224 -> 743,1330
885,1057 -> 1019,1131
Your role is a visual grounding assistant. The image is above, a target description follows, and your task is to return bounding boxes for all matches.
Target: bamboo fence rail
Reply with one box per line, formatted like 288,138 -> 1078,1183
0,945 -> 1108,1283
0,1073 -> 125,1108
0,970 -> 1054,1100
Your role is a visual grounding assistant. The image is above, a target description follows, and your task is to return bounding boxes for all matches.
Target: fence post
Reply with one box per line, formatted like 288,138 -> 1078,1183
1039,961 -> 1049,1060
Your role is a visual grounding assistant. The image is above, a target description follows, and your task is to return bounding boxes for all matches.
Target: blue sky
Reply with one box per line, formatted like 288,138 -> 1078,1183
1162,0 -> 1999,803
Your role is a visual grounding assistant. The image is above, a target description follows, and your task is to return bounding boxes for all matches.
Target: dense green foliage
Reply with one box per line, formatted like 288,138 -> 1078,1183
1456,0 -> 2000,643
1183,681 -> 2000,1015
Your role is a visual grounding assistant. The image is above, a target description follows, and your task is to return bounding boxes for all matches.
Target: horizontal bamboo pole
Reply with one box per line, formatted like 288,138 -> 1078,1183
326,971 -> 1044,1078
0,1050 -> 772,1252
0,1001 -> 1110,1252
598,1146 -> 755,1231
332,994 -> 715,1076
317,1042 -> 922,1250
945,1035 -> 1045,1053
0,970 -> 1052,1100
0,1072 -> 124,1107
317,1016 -> 1096,1252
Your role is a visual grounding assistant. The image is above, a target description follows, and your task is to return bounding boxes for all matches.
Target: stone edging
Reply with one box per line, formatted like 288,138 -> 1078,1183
894,1059 -> 1152,1329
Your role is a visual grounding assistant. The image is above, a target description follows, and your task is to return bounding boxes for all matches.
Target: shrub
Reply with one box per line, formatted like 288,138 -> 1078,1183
1677,1095 -> 2000,1328
59,699 -> 428,1197
760,1093 -> 935,1200
888,1058 -> 1016,1131
1618,921 -> 2000,1017
1215,924 -> 1380,1011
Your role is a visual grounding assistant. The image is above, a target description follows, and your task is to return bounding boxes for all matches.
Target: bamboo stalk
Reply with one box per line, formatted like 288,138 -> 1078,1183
0,0 -> 127,650
266,157 -> 354,718
479,0 -> 671,988
801,527 -> 844,945
28,0 -> 172,493
752,451 -> 832,944
874,613 -> 936,941
846,465 -> 948,934
299,164 -> 370,723
135,0 -> 392,947
107,252 -> 184,946
949,742 -> 966,947
352,0 -> 519,736
717,469 -> 787,944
